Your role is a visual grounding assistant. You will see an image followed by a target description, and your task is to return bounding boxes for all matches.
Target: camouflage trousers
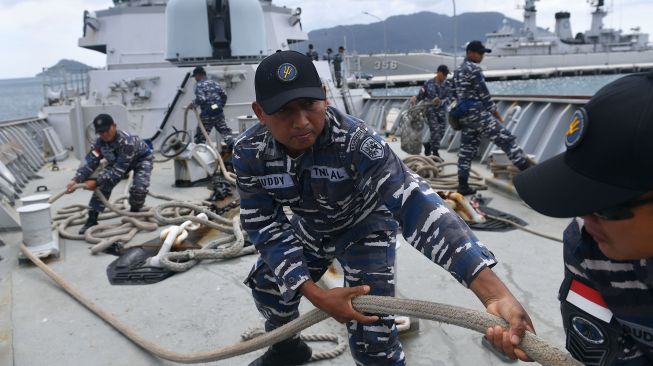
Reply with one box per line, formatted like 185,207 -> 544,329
195,113 -> 235,146
89,158 -> 153,212
334,69 -> 343,87
426,109 -> 447,151
245,229 -> 406,365
458,110 -> 527,179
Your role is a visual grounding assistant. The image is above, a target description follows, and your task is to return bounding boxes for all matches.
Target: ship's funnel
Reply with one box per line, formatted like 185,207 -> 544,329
555,12 -> 573,40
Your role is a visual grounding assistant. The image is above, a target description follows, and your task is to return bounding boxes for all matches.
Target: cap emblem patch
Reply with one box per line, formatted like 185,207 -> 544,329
565,108 -> 588,149
277,63 -> 298,82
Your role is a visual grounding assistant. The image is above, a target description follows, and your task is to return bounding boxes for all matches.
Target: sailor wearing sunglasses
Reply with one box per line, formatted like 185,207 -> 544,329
490,72 -> 653,365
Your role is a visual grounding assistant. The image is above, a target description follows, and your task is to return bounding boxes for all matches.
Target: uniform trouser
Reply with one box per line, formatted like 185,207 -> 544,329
426,109 -> 447,151
246,230 -> 406,365
195,113 -> 234,146
335,70 -> 342,87
457,110 -> 527,179
88,158 -> 153,212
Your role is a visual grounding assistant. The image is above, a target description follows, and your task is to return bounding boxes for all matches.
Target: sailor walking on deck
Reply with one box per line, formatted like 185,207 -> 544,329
453,41 -> 532,195
305,43 -> 319,61
234,50 -> 535,366
66,114 -> 153,234
188,66 -> 234,148
410,64 -> 453,157
491,72 -> 653,365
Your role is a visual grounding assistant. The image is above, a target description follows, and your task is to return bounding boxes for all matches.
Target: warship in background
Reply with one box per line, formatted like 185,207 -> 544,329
354,0 -> 653,87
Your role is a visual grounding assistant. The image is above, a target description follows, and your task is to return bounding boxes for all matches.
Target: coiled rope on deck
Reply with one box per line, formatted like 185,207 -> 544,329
48,184 -> 253,268
20,244 -> 581,366
402,155 -> 486,191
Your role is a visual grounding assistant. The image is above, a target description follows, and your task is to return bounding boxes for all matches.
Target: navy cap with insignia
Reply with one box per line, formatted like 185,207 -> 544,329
514,72 -> 653,217
92,113 -> 114,133
254,50 -> 325,114
466,40 -> 492,54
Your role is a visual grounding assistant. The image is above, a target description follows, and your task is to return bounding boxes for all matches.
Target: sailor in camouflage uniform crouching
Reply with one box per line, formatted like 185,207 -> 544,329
234,50 -> 535,365
504,73 -> 653,365
453,41 -> 532,195
188,66 -> 234,147
66,114 -> 153,234
410,64 -> 453,157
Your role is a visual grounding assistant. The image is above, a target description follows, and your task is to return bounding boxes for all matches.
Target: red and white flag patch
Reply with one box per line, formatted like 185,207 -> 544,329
566,280 -> 613,323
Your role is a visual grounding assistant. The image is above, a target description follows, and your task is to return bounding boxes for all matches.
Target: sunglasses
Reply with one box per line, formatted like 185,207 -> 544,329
593,196 -> 653,221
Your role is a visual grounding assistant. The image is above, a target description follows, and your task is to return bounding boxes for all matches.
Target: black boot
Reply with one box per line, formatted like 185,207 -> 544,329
248,337 -> 312,366
515,156 -> 536,171
432,149 -> 441,158
423,143 -> 431,156
457,176 -> 477,196
78,210 -> 99,235
129,206 -> 142,213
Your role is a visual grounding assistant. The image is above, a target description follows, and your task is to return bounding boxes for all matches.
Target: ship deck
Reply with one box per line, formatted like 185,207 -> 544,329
0,142 -> 571,366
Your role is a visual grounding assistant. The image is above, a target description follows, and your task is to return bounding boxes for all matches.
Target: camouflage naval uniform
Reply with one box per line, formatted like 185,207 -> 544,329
559,219 -> 653,365
333,52 -> 344,88
193,78 -> 234,146
234,106 -> 497,365
74,130 -> 153,212
415,77 -> 453,152
453,58 -> 529,182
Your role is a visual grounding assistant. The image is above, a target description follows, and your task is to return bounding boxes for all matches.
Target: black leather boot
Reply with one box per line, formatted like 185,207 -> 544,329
423,143 -> 431,156
129,206 -> 142,213
248,337 -> 312,366
457,176 -> 477,196
78,210 -> 99,235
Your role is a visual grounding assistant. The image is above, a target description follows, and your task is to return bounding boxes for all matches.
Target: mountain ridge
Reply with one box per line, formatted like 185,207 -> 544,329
299,11 -> 547,55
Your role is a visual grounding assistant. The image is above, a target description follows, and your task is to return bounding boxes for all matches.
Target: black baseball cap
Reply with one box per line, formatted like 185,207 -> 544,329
192,66 -> 206,76
93,113 -> 114,133
437,65 -> 450,75
466,40 -> 492,54
254,50 -> 326,114
513,72 -> 653,218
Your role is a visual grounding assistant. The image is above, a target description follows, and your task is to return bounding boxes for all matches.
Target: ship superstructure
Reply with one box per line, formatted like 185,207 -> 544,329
485,0 -> 650,56
43,0 -> 361,160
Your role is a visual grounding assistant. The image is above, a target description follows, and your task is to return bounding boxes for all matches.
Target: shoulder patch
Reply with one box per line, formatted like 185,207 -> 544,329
360,136 -> 385,160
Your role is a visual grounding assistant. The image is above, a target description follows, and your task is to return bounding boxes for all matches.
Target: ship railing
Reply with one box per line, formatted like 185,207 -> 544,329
359,94 -> 593,165
40,67 -> 90,107
0,117 -> 69,208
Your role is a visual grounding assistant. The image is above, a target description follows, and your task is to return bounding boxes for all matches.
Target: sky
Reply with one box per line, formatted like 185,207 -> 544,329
0,0 -> 651,79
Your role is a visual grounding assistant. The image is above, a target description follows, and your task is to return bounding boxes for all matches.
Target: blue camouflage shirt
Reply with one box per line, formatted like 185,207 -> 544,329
562,219 -> 653,364
234,106 -> 497,301
416,78 -> 454,113
193,78 -> 228,118
74,130 -> 153,187
453,58 -> 496,114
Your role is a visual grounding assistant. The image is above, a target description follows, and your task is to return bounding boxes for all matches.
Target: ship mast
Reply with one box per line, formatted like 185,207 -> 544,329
587,0 -> 607,42
522,0 -> 539,40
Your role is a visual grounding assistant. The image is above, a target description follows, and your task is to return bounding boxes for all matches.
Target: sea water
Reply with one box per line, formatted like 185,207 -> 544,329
0,77 -> 43,122
367,73 -> 627,97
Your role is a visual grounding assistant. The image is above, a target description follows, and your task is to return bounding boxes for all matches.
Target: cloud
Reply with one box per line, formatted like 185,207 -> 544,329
0,0 -> 111,79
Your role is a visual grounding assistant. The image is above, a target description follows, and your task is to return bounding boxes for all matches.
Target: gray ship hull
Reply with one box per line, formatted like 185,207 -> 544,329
356,49 -> 653,82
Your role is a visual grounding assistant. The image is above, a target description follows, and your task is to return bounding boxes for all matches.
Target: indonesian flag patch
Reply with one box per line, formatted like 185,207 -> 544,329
566,280 -> 613,323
